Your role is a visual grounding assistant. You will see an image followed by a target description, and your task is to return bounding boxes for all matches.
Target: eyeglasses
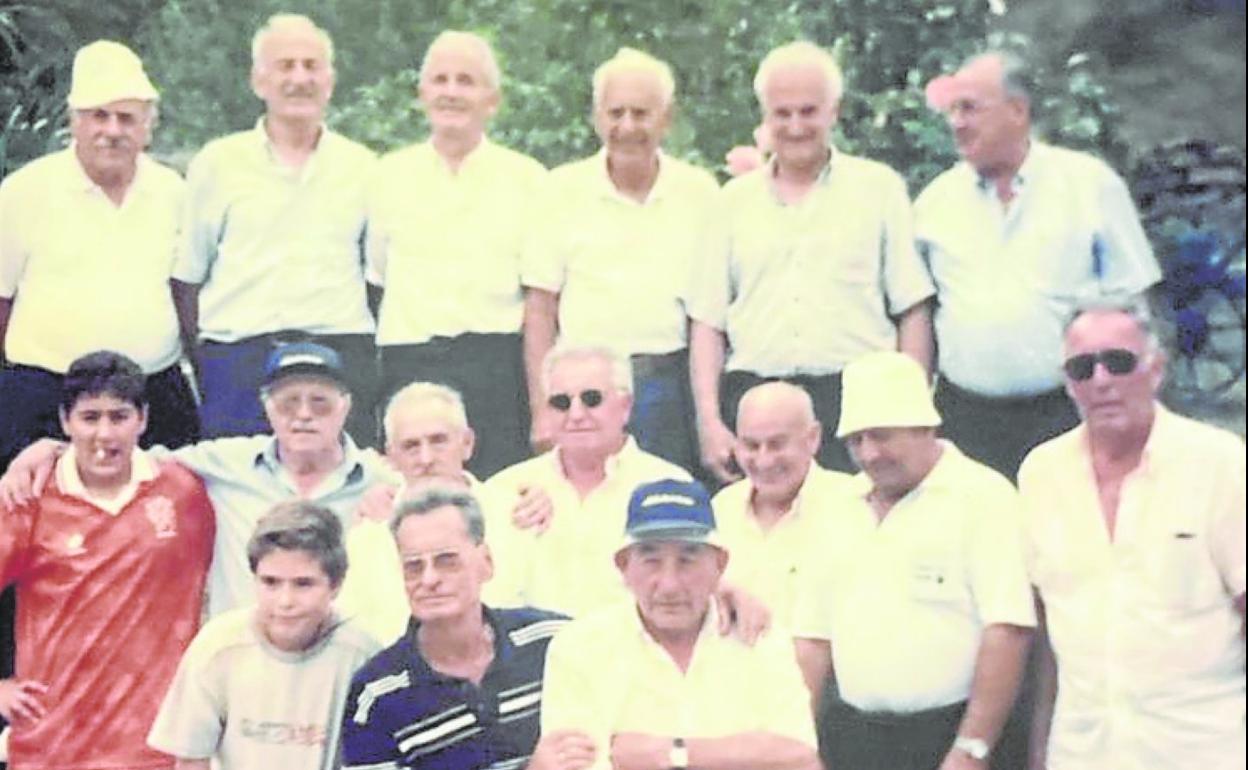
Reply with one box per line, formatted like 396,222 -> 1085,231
547,389 -> 605,412
269,392 -> 339,417
1062,349 -> 1140,381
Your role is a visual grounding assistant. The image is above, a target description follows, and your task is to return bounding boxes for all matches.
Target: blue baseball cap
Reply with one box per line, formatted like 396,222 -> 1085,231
261,342 -> 348,391
620,479 -> 722,551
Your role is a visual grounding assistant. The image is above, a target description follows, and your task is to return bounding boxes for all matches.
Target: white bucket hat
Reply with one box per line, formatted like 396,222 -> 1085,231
836,351 -> 941,438
66,40 -> 158,110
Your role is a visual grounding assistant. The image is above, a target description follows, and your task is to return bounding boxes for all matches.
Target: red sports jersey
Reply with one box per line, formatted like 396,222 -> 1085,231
0,458 -> 215,770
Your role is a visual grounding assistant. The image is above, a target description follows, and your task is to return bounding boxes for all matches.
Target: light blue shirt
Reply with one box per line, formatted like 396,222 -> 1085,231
156,434 -> 394,617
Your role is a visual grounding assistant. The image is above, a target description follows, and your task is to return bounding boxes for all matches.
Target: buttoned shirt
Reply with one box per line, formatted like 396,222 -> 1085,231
481,437 -> 689,617
793,442 -> 1035,712
162,434 -> 393,617
713,464 -> 855,628
173,121 -> 376,342
541,602 -> 816,770
522,151 -> 718,355
687,152 -> 934,376
915,141 -> 1160,396
1019,407 -> 1246,770
0,148 -> 183,372
367,138 -> 545,345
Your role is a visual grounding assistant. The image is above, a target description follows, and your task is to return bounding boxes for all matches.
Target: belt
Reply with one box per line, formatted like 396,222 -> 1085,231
831,698 -> 966,727
630,349 -> 687,379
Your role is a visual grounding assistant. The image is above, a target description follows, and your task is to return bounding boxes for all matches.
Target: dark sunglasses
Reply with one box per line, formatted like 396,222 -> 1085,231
547,389 -> 605,412
1062,348 -> 1139,381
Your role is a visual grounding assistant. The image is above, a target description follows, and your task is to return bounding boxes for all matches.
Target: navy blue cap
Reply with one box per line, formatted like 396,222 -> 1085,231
622,479 -> 721,549
261,342 -> 348,390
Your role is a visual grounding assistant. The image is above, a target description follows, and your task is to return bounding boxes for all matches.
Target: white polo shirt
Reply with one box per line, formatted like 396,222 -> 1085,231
0,148 -> 183,373
367,138 -> 546,345
915,141 -> 1160,396
481,438 -> 689,618
687,152 -> 934,376
1020,407 -> 1246,770
522,151 -> 718,355
713,464 -> 855,628
793,442 -> 1035,712
173,121 -> 376,342
542,601 -> 816,769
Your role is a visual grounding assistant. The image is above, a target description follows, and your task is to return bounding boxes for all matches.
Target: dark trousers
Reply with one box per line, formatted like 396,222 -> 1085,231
195,332 -> 380,448
0,361 -> 200,469
379,333 -> 530,479
720,370 -> 855,474
818,692 -> 967,770
934,377 -> 1080,482
629,350 -> 699,475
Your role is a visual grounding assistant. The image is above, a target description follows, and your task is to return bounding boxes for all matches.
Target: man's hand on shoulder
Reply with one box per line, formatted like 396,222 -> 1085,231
0,678 -> 48,724
512,484 -> 554,532
355,483 -> 398,523
0,438 -> 65,510
714,582 -> 772,644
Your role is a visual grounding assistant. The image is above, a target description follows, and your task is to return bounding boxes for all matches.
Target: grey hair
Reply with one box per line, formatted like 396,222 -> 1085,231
963,50 -> 1034,107
390,486 -> 486,544
1062,296 -> 1162,354
420,30 -> 501,93
753,41 -> 844,109
592,47 -> 676,110
251,13 -> 335,71
737,381 -> 816,425
540,343 -> 634,397
383,382 -> 469,443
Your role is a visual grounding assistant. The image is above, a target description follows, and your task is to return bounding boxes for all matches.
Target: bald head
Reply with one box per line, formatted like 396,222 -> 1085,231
735,382 -> 821,505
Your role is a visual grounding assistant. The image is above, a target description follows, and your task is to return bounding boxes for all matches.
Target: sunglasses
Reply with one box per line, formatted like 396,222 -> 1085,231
547,389 -> 605,412
1062,349 -> 1140,381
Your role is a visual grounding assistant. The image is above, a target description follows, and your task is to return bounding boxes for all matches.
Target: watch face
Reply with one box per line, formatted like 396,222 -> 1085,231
956,737 -> 990,760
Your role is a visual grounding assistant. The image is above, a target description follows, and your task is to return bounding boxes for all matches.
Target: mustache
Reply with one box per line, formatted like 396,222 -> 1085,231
282,85 -> 320,98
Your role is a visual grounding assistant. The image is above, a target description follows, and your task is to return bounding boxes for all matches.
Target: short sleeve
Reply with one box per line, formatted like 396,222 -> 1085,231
146,632 -> 226,759
1209,439 -> 1247,597
539,627 -> 613,770
685,187 -> 733,329
0,505 -> 36,588
1095,166 -> 1161,297
753,632 -> 819,747
341,669 -> 405,769
0,170 -> 33,298
478,480 -> 535,608
790,547 -> 835,641
964,476 -> 1038,628
171,149 -> 220,285
518,175 -> 568,293
879,169 -> 936,316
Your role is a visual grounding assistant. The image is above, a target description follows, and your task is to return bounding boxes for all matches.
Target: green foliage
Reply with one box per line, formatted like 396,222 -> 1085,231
1,0 -> 1129,191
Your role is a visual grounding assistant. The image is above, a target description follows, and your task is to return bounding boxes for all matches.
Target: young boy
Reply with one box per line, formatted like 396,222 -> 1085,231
148,501 -> 379,769
0,351 -> 216,769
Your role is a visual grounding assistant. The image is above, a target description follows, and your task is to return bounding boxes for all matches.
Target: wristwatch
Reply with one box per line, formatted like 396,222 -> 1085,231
953,735 -> 991,760
668,737 -> 689,769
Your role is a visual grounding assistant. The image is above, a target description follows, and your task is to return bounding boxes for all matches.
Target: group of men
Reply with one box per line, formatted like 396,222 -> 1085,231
0,9 -> 1242,770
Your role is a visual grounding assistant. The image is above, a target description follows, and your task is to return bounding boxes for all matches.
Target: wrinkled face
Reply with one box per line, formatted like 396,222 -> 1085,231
254,548 -> 338,653
844,426 -> 937,501
548,356 -> 632,457
396,506 -> 492,624
419,44 -> 498,140
60,392 -> 147,489
594,69 -> 670,165
70,99 -> 151,184
1062,310 -> 1163,436
735,403 -> 820,505
263,376 -> 351,456
251,29 -> 335,123
761,64 -> 837,171
942,60 -> 1028,175
617,541 -> 726,639
386,402 -> 475,484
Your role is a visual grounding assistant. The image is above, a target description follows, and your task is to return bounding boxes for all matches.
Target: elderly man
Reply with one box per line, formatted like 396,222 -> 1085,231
540,478 -> 819,770
711,382 -> 853,628
172,14 -> 378,446
0,351 -> 214,770
917,51 -> 1160,480
1021,301 -> 1245,770
0,40 -> 199,468
689,40 -> 935,482
793,351 -> 1035,770
367,30 -> 545,477
0,342 -> 394,618
523,48 -> 718,473
341,487 -> 589,770
482,344 -> 690,617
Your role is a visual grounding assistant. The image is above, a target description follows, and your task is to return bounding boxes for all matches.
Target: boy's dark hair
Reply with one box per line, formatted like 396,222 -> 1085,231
59,350 -> 147,414
247,501 -> 348,587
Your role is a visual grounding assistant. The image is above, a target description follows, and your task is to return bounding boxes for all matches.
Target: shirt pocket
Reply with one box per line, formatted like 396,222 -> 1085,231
908,547 -> 971,615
